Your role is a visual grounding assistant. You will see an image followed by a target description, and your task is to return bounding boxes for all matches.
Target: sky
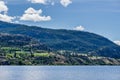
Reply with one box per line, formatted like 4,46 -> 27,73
0,0 -> 120,44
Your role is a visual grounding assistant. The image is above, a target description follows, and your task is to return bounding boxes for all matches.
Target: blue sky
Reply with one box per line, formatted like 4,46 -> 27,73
0,0 -> 120,42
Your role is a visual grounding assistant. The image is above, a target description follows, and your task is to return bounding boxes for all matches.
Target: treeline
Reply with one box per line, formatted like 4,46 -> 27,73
1,48 -> 120,65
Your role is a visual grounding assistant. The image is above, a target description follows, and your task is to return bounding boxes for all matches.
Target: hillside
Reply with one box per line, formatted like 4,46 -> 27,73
0,33 -> 120,65
0,21 -> 120,58
0,33 -> 50,51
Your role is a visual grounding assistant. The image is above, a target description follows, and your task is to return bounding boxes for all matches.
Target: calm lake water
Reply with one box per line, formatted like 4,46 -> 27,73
0,66 -> 120,80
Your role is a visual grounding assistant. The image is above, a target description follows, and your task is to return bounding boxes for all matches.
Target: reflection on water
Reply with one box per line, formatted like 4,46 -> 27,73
0,66 -> 120,80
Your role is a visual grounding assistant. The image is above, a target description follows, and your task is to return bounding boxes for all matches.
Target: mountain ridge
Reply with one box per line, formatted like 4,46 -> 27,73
0,21 -> 120,58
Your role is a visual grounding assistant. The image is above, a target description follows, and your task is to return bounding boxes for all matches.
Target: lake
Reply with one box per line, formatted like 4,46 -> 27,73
0,66 -> 120,80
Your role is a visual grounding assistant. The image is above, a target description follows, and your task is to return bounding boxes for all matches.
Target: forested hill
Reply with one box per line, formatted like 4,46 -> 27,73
0,33 -> 50,51
0,21 -> 120,58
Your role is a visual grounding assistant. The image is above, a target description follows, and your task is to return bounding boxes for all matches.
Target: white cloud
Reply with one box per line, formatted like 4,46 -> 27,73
73,25 -> 85,31
114,40 -> 120,46
60,0 -> 72,7
0,14 -> 15,22
0,1 -> 8,13
0,1 -> 15,22
28,0 -> 46,4
20,7 -> 51,22
25,7 -> 42,14
28,0 -> 72,7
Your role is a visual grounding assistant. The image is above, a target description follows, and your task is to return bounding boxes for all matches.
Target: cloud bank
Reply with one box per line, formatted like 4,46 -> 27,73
114,40 -> 120,46
28,0 -> 72,7
28,0 -> 46,4
73,25 -> 85,31
0,1 -> 14,22
60,0 -> 72,7
20,7 -> 51,22
0,1 -> 8,13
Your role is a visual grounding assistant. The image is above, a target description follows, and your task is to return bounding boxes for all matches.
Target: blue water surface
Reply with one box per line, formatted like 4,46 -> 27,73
0,66 -> 120,80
